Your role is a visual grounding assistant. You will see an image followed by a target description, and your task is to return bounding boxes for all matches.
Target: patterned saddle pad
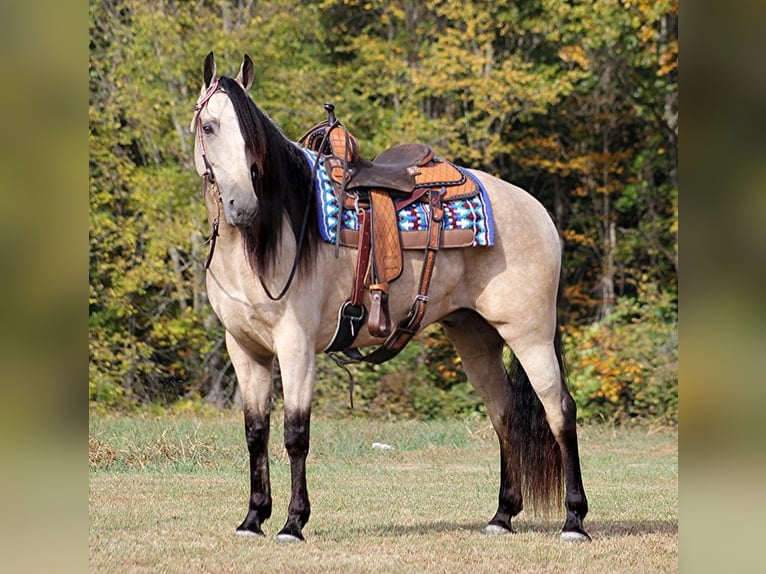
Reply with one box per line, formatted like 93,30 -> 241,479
303,149 -> 495,249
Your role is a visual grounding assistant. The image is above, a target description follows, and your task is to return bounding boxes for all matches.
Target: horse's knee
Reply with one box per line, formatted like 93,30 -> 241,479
244,410 -> 270,453
283,410 -> 310,458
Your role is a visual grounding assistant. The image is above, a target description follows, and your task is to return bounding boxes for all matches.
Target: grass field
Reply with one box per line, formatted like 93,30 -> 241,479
89,411 -> 677,573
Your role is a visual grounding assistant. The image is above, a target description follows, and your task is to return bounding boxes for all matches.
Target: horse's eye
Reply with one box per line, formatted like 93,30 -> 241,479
202,123 -> 214,135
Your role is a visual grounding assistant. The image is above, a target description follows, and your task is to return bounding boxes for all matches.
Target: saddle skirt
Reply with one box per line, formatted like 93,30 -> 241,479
303,148 -> 495,250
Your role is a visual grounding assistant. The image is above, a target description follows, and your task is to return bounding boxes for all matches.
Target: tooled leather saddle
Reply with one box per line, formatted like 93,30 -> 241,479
300,104 -> 482,364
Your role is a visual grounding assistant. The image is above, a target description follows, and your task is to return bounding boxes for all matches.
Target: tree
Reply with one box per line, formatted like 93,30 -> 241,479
89,0 -> 678,421
493,0 -> 678,321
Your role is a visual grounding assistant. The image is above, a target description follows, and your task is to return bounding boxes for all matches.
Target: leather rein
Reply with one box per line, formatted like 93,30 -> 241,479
193,80 -> 327,301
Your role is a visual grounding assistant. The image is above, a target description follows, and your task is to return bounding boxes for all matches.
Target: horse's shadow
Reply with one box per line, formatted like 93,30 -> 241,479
519,519 -> 677,538
334,519 -> 677,539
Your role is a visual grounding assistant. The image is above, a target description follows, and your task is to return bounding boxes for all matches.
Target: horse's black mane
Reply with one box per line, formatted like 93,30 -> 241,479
218,75 -> 318,274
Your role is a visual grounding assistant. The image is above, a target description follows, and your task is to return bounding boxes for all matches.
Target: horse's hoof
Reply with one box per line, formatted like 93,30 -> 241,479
482,523 -> 513,535
234,528 -> 265,538
560,529 -> 591,543
276,533 -> 304,543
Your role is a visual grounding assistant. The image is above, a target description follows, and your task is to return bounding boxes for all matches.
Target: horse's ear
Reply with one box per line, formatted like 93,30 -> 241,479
236,53 -> 254,91
203,51 -> 217,90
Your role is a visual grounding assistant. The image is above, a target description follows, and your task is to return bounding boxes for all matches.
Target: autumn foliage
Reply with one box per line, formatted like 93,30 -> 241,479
89,0 -> 677,422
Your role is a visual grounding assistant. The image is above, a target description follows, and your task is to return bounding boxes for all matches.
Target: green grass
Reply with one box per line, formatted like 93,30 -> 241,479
89,411 -> 677,573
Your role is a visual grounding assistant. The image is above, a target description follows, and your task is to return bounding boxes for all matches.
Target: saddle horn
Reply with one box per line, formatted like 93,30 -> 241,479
324,102 -> 337,125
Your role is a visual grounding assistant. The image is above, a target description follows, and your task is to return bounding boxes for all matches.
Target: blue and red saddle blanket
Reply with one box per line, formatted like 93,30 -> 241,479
302,148 -> 495,248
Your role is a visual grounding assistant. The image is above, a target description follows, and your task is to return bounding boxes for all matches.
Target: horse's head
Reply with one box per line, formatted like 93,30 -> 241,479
191,52 -> 260,227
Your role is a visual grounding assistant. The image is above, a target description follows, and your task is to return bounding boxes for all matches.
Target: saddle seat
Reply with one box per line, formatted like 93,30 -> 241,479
345,143 -> 434,193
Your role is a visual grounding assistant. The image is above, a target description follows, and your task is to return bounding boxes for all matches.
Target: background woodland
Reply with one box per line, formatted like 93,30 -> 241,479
89,0 -> 677,422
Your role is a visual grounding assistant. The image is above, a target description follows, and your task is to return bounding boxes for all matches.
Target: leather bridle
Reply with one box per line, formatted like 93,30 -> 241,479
193,77 -> 220,184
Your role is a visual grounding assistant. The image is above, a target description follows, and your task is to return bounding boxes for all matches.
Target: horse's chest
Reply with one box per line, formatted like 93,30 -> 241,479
205,270 -> 277,352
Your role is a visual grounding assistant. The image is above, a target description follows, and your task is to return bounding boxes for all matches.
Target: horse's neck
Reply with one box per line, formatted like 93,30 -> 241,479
204,198 -> 297,269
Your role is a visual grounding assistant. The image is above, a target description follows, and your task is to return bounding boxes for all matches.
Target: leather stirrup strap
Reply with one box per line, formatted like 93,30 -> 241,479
369,189 -> 403,283
323,209 -> 371,353
367,283 -> 390,338
360,187 -> 444,364
351,209 -> 372,307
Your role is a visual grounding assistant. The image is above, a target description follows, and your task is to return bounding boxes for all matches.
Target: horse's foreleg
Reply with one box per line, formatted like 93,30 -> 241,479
226,332 -> 275,537
277,408 -> 311,542
275,338 -> 315,542
441,310 -> 522,534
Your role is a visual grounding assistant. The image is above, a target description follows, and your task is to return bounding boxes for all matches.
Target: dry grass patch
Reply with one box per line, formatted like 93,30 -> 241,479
90,412 -> 677,573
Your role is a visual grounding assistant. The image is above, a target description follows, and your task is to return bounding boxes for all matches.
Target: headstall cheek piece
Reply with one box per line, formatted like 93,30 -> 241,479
194,78 -> 222,269
193,77 -> 221,183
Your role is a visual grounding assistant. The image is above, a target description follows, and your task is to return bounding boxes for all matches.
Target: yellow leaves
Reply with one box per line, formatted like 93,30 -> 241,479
565,283 -> 678,421
558,45 -> 590,70
657,39 -> 678,76
562,229 -> 595,247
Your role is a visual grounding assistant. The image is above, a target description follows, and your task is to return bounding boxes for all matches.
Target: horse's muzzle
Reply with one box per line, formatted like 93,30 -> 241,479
223,196 -> 257,227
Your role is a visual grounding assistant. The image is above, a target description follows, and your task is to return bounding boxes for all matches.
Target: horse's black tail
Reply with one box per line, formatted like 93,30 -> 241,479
505,324 -> 566,516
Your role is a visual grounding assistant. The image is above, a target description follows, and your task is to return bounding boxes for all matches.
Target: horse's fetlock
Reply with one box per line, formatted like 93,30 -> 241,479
566,492 -> 588,516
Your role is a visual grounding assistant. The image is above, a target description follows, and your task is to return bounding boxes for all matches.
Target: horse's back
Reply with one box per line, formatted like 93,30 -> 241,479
472,169 -> 561,259
461,169 -> 561,283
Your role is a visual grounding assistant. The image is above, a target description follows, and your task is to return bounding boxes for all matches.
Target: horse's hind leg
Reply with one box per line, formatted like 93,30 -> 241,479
441,310 -> 522,534
226,332 -> 275,537
505,331 -> 591,542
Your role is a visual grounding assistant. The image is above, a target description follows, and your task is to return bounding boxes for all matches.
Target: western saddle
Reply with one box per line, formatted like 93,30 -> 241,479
300,104 -> 479,364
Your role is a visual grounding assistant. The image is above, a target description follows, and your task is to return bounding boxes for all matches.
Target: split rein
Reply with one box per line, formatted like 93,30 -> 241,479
194,82 -> 337,301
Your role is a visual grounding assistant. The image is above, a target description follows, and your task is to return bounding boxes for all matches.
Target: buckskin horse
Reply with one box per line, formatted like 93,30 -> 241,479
190,52 -> 590,543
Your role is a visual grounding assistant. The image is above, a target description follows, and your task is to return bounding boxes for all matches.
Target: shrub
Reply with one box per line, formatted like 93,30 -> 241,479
313,325 -> 485,419
564,283 -> 678,423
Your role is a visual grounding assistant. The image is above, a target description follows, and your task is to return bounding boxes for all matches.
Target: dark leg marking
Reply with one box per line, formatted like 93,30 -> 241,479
485,447 -> 523,533
277,409 -> 311,542
235,408 -> 272,537
559,392 -> 590,541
